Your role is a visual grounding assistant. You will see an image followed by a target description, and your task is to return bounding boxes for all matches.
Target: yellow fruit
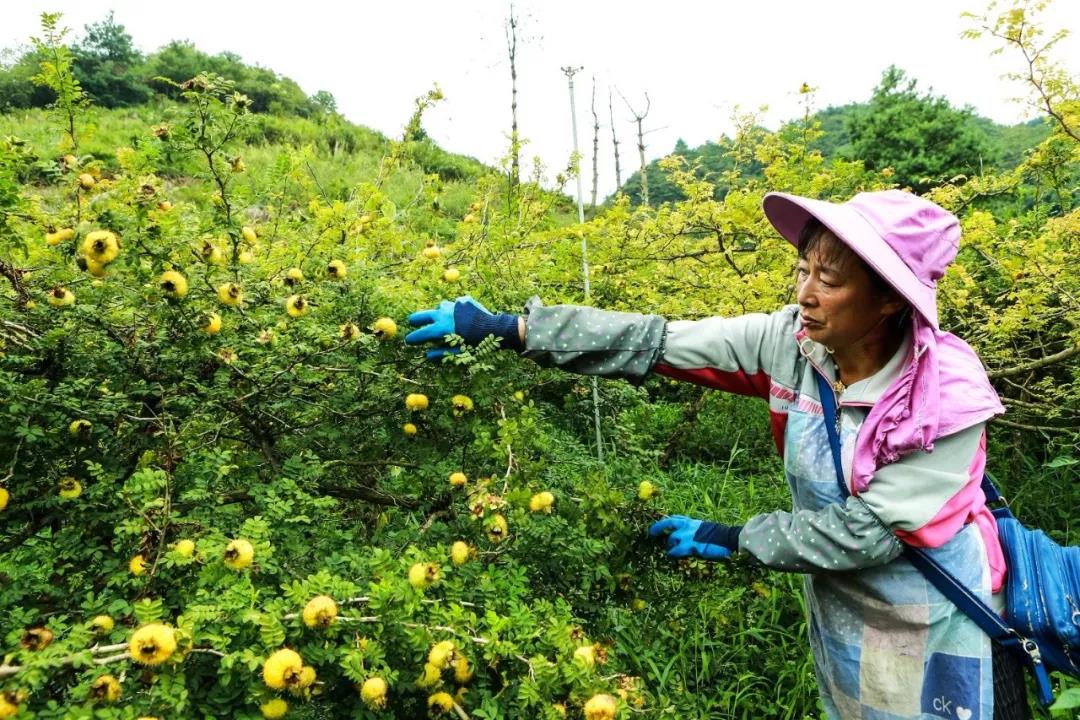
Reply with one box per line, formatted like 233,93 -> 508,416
174,539 -> 195,558
443,267 -> 461,282
239,250 -> 254,264
200,240 -> 225,265
372,317 -> 397,338
285,294 -> 309,318
421,245 -> 441,260
157,200 -> 172,212
428,640 -> 456,669
85,259 -> 107,277
263,648 -> 304,690
58,476 -> 82,500
584,694 -> 618,720
160,270 -> 188,298
291,665 -> 316,692
451,395 -> 473,415
574,644 -> 597,668
302,595 -> 338,629
217,347 -> 237,365
486,514 -> 508,543
242,226 -> 258,243
46,227 -> 74,246
327,259 -> 347,279
21,627 -> 54,650
631,598 -> 647,611
202,312 -> 222,335
528,491 -> 554,513
403,422 -> 418,437
453,656 -> 472,684
284,267 -> 304,286
83,230 -> 120,264
405,393 -> 429,412
428,692 -> 455,714
90,614 -> 114,633
450,541 -> 471,565
217,282 -> 243,306
0,692 -> 18,718
0,487 -> 8,511
408,562 -> 440,589
462,213 -> 476,224
513,390 -> 525,402
128,623 -> 177,665
63,153 -> 77,167
69,418 -> 92,435
90,674 -> 122,702
260,698 -> 288,719
129,554 -> 147,576
340,322 -> 360,341
638,480 -> 657,500
448,471 -> 467,488
223,538 -> 254,570
78,173 -> 96,189
359,677 -> 388,709
416,661 -> 442,688
48,286 -> 75,307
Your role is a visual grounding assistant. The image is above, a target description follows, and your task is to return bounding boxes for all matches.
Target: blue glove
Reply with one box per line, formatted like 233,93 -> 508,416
405,295 -> 523,360
648,515 -> 742,561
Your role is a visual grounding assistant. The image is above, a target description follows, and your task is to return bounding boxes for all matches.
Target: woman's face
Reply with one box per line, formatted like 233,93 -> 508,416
795,233 -> 903,352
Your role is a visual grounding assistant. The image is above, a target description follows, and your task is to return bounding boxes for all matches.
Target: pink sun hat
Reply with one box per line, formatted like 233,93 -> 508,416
761,189 -> 961,330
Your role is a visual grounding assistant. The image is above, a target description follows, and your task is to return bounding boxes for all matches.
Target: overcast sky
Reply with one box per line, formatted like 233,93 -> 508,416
4,1 -> 1077,199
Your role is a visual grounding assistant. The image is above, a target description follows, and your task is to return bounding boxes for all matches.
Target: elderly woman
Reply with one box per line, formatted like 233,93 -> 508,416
406,190 -> 1029,719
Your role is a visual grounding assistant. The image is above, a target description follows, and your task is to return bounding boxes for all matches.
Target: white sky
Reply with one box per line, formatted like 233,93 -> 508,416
4,1 -> 1077,199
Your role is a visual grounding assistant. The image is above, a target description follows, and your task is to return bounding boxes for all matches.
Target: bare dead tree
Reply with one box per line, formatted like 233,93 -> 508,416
608,88 -> 622,190
506,4 -> 521,194
590,76 -> 600,212
619,89 -> 651,207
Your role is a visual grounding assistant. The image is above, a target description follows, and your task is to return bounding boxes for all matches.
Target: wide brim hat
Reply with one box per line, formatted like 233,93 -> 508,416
761,190 -> 961,330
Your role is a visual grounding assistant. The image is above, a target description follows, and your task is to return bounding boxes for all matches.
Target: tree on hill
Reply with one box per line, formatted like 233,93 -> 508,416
844,65 -> 997,192
72,11 -> 150,107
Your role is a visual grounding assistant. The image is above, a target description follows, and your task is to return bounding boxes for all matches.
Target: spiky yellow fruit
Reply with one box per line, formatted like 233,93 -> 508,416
359,677 -> 388,709
217,282 -> 243,306
638,480 -> 657,500
260,698 -> 287,719
302,595 -> 338,629
513,390 -> 525,402
408,562 -> 440,589
129,554 -> 147,576
0,693 -> 18,719
428,640 -> 456,670
443,267 -> 461,282
48,286 -> 75,307
59,476 -> 82,500
528,491 -> 555,513
69,418 -> 92,435
453,656 -> 472,684
451,395 -> 473,416
85,258 -> 107,277
428,692 -> 455,714
448,471 -> 467,488
284,267 -> 304,286
22,627 -> 54,650
420,245 -> 441,260
223,538 -> 254,570
174,539 -> 195,558
326,259 -> 347,279
450,541 -> 471,566
291,665 -> 316,692
90,614 -> 114,633
372,317 -> 397,338
403,422 -> 418,437
201,312 -> 222,335
238,250 -> 254,264
0,487 -> 8,511
78,173 -> 96,189
160,270 -> 188,298
574,644 -> 597,668
90,674 -> 122,702
417,662 -> 441,688
486,514 -> 508,543
584,693 -> 618,720
242,226 -> 258,243
340,322 -> 360,341
46,227 -> 74,246
128,623 -> 177,665
157,200 -> 172,212
263,648 -> 304,690
200,240 -> 225,265
83,230 -> 119,264
405,393 -> 429,412
285,294 -> 309,318
462,213 -> 476,224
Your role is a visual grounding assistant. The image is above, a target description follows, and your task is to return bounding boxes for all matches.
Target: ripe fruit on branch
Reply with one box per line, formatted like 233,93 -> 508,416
285,294 -> 309,318
217,283 -> 243,306
21,627 -> 54,651
443,267 -> 461,282
174,539 -> 195,558
450,541 -> 472,565
83,231 -> 119,264
428,692 -> 455,714
486,514 -> 508,543
451,395 -> 473,416
453,656 -> 473,684
223,539 -> 254,570
128,623 -> 177,665
528,491 -> 554,513
239,250 -> 254,264
341,322 -> 361,341
359,677 -> 388,709
584,693 -> 618,720
573,644 -> 597,668
638,480 -> 657,500
0,488 -> 8,511
157,200 -> 172,212
417,662 -> 441,688
289,666 -> 317,694
284,267 -> 304,286
201,312 -> 222,335
90,674 -> 122,702
45,227 -> 74,246
78,173 -> 96,189
263,648 -> 304,690
129,554 -> 147,576
448,471 -> 467,488
58,476 -> 82,500
428,640 -> 456,669
403,422 -> 418,436
200,240 -> 225,265
89,615 -> 114,634
326,259 -> 347,280
372,317 -> 397,338
69,418 -> 92,435
160,270 -> 188,298
260,698 -> 287,719
408,562 -> 441,589
48,285 -> 75,307
302,595 -> 338,628
405,393 -> 429,411
242,226 -> 257,243
421,245 -> 441,260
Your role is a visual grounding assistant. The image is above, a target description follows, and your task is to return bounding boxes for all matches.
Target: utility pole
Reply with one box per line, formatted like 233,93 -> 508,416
562,64 -> 604,462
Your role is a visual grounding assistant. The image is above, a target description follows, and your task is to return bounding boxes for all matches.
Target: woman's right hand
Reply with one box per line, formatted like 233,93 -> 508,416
405,295 -> 523,360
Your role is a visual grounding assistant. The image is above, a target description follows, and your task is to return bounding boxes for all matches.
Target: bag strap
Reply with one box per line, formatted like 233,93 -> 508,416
814,371 -> 1055,706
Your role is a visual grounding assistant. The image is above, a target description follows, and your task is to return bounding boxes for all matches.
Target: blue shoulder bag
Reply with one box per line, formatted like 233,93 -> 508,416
816,372 -> 1080,706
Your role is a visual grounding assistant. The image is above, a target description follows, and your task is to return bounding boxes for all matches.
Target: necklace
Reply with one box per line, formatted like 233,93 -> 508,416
831,359 -> 846,395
